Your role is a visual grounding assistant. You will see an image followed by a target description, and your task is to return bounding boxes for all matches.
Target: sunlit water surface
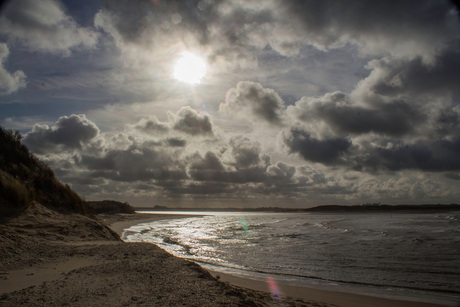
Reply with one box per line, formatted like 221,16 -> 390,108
123,211 -> 460,305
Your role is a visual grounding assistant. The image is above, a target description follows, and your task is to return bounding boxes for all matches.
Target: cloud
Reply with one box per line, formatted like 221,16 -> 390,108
186,148 -> 269,184
93,0 -> 213,72
282,125 -> 351,164
220,81 -> 285,125
187,151 -> 226,182
131,107 -> 214,141
166,138 -> 186,147
173,107 -> 214,136
24,114 -> 99,153
282,0 -> 460,62
134,116 -> 170,134
81,144 -> 187,182
267,161 -> 296,181
0,43 -> 26,95
91,0 -> 460,81
289,91 -> 424,137
25,111 -> 324,200
189,151 -> 225,172
94,0 -> 210,47
352,137 -> 460,172
228,136 -> 264,168
0,0 -> 98,55
354,50 -> 460,101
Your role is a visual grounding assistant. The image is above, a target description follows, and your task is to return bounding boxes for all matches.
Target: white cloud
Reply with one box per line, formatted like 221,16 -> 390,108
0,43 -> 26,95
0,0 -> 98,55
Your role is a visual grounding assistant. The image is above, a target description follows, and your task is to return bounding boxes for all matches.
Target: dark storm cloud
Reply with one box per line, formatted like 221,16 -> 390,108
165,138 -> 186,147
0,43 -> 26,95
187,151 -> 226,182
24,114 -> 99,153
290,91 -> 424,137
178,135 -> 271,185
81,144 -> 187,182
187,150 -> 268,184
189,151 -> 225,172
434,108 -> 460,138
0,0 -> 98,54
361,49 -> 460,98
158,180 -> 233,196
229,136 -> 264,168
354,138 -> 460,172
282,125 -> 351,164
173,107 -> 214,136
220,81 -> 285,125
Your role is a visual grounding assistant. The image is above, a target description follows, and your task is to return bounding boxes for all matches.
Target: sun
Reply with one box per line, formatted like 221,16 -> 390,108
173,52 -> 207,85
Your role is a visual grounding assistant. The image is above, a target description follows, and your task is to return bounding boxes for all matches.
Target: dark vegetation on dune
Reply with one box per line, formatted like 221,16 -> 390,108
0,126 -> 89,219
0,126 -> 136,220
0,126 -> 125,271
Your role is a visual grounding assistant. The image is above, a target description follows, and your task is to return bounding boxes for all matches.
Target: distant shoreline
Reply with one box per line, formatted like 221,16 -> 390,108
135,203 -> 460,213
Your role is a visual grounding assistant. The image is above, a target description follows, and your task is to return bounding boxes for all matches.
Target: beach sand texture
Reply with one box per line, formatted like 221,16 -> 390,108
0,208 -> 444,306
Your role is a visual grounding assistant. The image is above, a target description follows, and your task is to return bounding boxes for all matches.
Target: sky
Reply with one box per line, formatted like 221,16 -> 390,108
1,0 -> 460,208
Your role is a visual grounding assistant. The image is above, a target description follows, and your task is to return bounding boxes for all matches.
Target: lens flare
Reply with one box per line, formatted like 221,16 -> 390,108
267,276 -> 283,304
240,217 -> 250,237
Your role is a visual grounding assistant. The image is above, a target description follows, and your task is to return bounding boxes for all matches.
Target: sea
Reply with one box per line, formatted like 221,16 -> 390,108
122,211 -> 460,306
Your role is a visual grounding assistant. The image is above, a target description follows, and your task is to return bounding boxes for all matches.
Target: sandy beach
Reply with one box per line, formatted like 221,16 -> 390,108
0,209 -> 446,306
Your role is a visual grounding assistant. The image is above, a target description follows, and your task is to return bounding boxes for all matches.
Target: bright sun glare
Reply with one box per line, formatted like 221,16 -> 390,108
173,52 -> 207,85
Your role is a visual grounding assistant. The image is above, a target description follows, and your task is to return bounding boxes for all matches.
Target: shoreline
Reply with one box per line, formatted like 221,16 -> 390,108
110,212 -> 451,307
210,271 -> 443,307
107,212 -> 204,237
